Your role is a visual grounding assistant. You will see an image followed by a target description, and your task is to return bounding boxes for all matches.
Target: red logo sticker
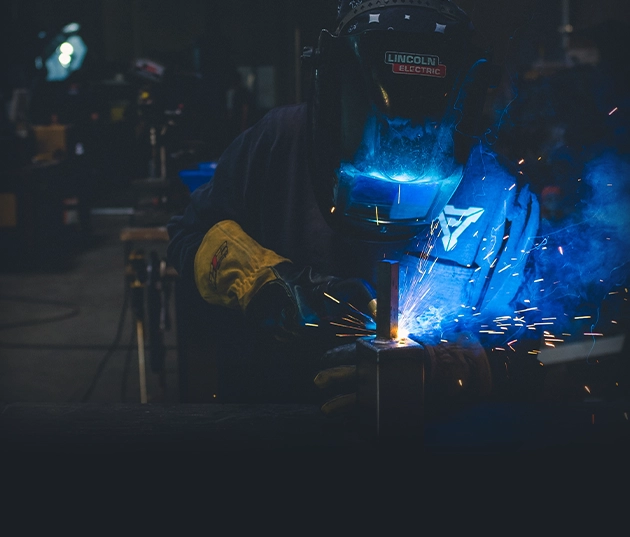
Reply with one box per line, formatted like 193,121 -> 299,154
385,51 -> 447,78
210,241 -> 228,289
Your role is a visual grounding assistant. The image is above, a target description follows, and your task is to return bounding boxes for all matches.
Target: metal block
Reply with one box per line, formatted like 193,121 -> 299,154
356,336 -> 425,444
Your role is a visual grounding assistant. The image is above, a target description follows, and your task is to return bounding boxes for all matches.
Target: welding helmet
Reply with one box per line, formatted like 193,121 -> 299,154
305,0 -> 496,242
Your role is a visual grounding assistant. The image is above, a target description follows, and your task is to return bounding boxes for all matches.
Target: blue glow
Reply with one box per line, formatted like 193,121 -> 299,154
396,149 -> 630,351
336,111 -> 464,226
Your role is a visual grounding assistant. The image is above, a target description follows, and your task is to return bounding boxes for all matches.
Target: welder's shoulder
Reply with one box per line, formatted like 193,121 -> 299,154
256,103 -> 308,143
467,147 -> 535,196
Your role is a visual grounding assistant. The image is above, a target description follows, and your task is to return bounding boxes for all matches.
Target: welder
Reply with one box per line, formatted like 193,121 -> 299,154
167,0 -> 541,413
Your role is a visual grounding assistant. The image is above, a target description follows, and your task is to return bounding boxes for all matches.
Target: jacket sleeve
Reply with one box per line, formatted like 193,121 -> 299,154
166,113 -> 274,293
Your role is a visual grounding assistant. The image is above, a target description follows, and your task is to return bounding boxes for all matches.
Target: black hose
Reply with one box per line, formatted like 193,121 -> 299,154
79,282 -> 130,403
0,295 -> 80,331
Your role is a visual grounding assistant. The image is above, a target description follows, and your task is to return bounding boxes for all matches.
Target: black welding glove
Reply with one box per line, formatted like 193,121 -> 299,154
422,333 -> 492,415
314,342 -> 361,416
314,332 -> 493,418
246,262 -> 377,345
194,220 -> 376,346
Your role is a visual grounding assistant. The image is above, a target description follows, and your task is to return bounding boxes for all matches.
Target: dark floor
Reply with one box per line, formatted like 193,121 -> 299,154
0,206 -> 180,406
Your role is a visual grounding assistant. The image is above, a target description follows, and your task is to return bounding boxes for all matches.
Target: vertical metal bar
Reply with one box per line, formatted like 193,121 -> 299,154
376,260 -> 399,341
137,319 -> 147,404
561,0 -> 571,59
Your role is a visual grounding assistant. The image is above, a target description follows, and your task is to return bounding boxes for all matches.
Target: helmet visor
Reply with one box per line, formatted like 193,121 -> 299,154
331,29 -> 471,231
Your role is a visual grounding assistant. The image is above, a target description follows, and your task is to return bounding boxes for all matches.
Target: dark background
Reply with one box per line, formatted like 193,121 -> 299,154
3,0 -> 629,155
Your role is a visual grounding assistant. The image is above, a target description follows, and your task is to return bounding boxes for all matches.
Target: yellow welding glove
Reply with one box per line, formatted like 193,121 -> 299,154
194,220 -> 290,312
195,220 -> 376,345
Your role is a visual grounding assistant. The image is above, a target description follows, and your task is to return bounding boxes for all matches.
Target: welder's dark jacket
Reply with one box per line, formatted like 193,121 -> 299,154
167,103 -> 540,403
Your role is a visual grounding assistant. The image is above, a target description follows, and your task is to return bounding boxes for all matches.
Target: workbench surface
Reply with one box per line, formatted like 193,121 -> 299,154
3,401 -> 630,455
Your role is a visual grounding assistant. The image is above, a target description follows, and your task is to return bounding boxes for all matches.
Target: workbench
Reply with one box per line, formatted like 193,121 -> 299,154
2,401 -> 629,454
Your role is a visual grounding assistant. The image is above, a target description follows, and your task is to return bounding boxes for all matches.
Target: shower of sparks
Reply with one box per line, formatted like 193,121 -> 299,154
330,321 -> 374,333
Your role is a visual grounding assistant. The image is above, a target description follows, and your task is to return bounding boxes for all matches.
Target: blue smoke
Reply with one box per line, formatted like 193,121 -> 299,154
394,150 -> 630,352
525,151 -> 630,341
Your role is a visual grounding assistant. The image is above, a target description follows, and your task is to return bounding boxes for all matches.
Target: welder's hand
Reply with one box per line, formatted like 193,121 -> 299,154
313,343 -> 359,416
422,332 -> 492,408
246,262 -> 377,345
193,220 -> 376,345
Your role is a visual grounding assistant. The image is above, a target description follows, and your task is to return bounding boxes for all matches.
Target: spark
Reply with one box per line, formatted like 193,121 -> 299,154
534,279 -> 544,283
330,206 -> 335,214
518,159 -> 525,165
336,333 -> 373,338
584,332 -> 603,337
324,293 -> 340,304
515,307 -> 538,313
574,316 -> 592,320
375,206 -> 379,225
558,246 -> 564,255
329,322 -> 374,332
342,316 -> 367,327
584,386 -> 591,394
609,107 -> 618,115
458,379 -> 463,386
305,323 -> 319,327
509,183 -> 516,191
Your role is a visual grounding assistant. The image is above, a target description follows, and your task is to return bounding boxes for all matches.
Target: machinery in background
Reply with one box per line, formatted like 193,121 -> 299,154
121,226 -> 177,404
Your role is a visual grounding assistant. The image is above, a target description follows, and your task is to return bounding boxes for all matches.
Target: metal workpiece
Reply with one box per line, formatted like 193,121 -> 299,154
357,336 -> 425,443
356,259 -> 426,445
376,260 -> 399,341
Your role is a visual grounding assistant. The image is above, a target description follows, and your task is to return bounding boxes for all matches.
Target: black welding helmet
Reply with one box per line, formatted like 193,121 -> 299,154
306,0 -> 496,242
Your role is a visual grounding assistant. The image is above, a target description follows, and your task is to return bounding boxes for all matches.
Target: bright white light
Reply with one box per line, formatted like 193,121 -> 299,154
46,34 -> 87,81
60,42 -> 74,55
63,22 -> 80,33
389,173 -> 418,183
59,53 -> 72,66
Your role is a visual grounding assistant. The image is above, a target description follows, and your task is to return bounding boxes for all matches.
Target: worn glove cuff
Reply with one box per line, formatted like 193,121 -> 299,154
194,220 -> 290,312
